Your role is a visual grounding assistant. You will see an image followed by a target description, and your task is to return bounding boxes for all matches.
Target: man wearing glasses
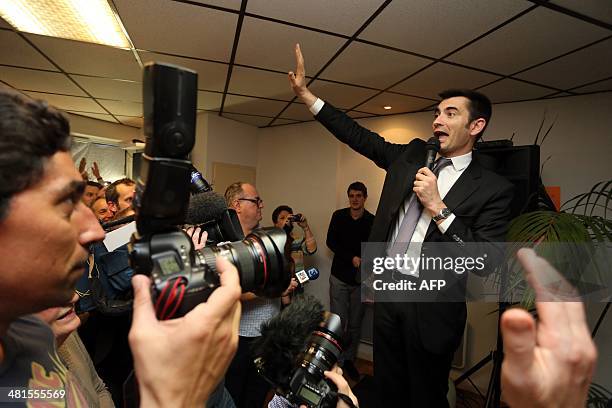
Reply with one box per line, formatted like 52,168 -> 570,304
224,182 -> 280,407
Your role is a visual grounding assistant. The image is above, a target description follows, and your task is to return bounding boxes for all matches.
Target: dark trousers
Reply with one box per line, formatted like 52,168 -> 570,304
225,336 -> 270,408
329,275 -> 365,363
374,302 -> 455,408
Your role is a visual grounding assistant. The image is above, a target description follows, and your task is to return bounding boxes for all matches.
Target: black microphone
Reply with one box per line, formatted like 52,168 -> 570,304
185,191 -> 245,243
425,136 -> 441,170
102,215 -> 135,231
185,191 -> 228,225
190,165 -> 213,194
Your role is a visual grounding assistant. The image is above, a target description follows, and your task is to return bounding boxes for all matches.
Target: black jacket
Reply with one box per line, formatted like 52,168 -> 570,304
316,102 -> 514,353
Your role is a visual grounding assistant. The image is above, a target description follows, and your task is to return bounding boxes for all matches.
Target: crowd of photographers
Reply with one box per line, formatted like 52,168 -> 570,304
0,80 -> 598,408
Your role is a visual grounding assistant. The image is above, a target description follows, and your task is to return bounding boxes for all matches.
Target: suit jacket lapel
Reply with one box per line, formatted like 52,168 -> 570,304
424,158 -> 482,240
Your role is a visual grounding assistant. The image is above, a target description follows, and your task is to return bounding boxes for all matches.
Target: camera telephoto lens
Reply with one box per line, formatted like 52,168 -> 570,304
198,227 -> 292,297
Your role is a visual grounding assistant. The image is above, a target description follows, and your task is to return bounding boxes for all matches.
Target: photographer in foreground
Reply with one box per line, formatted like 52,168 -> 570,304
0,87 -> 241,407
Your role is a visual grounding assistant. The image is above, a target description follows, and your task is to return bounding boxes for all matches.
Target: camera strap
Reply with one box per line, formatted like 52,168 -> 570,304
335,392 -> 359,408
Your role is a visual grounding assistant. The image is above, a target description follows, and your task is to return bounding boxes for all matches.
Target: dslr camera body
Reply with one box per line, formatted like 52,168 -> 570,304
129,62 -> 291,319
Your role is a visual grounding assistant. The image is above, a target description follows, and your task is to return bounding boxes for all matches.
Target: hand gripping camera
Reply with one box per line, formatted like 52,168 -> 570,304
129,62 -> 291,319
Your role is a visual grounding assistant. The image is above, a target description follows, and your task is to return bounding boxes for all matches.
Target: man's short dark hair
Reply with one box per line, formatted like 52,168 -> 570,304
272,205 -> 293,224
347,182 -> 367,197
105,178 -> 135,204
0,88 -> 71,221
87,181 -> 102,189
438,89 -> 492,140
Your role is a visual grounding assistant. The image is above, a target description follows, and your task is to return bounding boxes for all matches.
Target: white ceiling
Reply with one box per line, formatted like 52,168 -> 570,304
0,0 -> 610,133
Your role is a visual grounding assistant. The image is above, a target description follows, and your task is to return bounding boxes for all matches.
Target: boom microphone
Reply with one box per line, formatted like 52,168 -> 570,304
185,190 -> 245,243
185,191 -> 228,224
425,136 -> 441,170
251,295 -> 325,386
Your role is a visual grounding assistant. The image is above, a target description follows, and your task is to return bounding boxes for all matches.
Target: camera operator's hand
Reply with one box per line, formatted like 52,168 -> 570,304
325,366 -> 358,408
294,214 -> 308,229
500,248 -> 597,408
129,257 -> 241,408
282,277 -> 299,297
185,226 -> 207,251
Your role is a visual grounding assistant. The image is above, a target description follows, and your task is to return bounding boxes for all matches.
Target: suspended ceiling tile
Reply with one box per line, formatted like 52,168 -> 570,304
26,34 -> 142,81
223,94 -> 287,117
116,116 -> 144,128
138,52 -> 228,92
66,111 -> 118,123
447,8 -> 610,75
359,0 -> 529,58
222,112 -> 272,127
320,41 -> 430,90
186,0 -> 242,10
279,102 -> 315,121
550,0 -> 612,25
23,91 -> 107,113
390,62 -> 500,99
0,31 -> 57,70
476,78 -> 553,103
0,66 -> 87,96
247,0 -> 384,36
97,100 -> 143,116
114,0 -> 237,62
228,66 -> 296,101
271,118 -> 300,126
355,92 -> 432,115
515,38 -> 612,90
198,91 -> 223,111
71,75 -> 141,102
308,80 -> 379,110
572,78 -> 612,94
235,16 -> 345,72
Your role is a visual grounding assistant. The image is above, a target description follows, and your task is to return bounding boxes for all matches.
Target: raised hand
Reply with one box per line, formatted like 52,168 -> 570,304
288,43 -> 317,107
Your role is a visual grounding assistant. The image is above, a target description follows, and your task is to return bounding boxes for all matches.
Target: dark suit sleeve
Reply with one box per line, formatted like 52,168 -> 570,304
316,102 -> 407,170
444,182 -> 515,276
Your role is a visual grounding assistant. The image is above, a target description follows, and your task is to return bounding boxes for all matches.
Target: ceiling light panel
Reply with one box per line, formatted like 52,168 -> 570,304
0,0 -> 130,48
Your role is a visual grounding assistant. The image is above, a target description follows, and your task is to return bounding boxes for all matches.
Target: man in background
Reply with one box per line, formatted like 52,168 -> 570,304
225,181 -> 276,407
326,182 -> 374,380
105,178 -> 135,220
83,181 -> 102,207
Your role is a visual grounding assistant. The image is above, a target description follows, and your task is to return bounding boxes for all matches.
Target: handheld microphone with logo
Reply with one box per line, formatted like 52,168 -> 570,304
425,136 -> 441,170
295,267 -> 320,284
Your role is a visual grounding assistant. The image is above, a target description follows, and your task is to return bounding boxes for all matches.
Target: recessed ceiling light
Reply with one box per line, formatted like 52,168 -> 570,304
0,0 -> 130,48
383,106 -> 392,110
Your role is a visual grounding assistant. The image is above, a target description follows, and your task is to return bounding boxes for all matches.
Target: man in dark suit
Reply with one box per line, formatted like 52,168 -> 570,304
288,44 -> 514,407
